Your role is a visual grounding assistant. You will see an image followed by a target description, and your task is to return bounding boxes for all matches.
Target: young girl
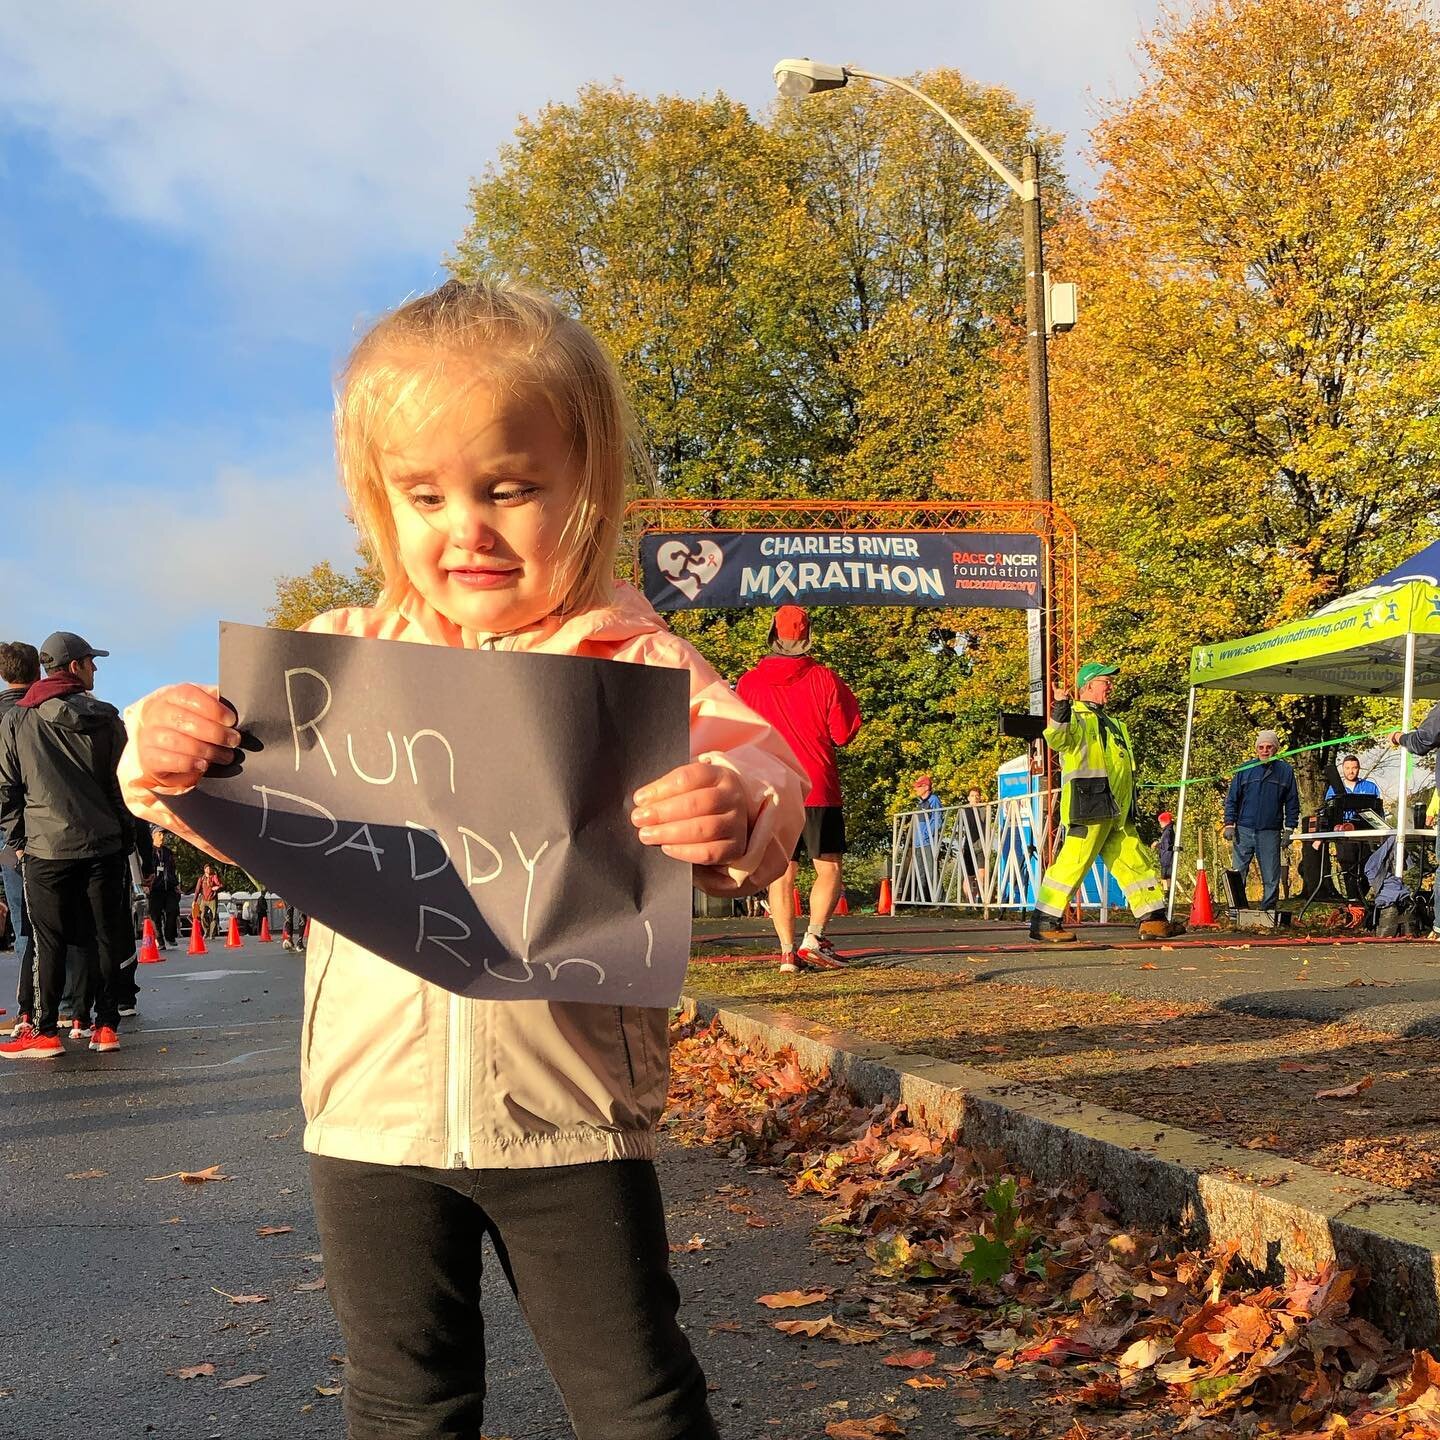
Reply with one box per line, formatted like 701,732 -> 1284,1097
119,280 -> 806,1440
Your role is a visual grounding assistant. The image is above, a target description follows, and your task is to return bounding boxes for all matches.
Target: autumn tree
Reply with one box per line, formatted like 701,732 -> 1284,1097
268,554 -> 382,631
451,77 -> 1069,845
949,0 -> 1440,809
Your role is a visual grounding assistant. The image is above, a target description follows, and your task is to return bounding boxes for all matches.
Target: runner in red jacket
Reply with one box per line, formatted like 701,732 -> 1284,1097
736,606 -> 861,972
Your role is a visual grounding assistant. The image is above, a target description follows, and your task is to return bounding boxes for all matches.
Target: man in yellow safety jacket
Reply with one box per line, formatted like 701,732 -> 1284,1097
1029,661 -> 1186,944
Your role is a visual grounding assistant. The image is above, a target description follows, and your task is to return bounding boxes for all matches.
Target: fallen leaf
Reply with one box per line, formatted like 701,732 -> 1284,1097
211,1288 -> 271,1305
757,1289 -> 830,1309
314,1384 -> 343,1397
145,1165 -> 232,1183
219,1373 -> 265,1389
66,1169 -> 107,1180
1118,1335 -> 1170,1372
1278,1061 -> 1327,1073
775,1316 -> 835,1338
669,1235 -> 706,1253
1315,1076 -> 1374,1100
168,1363 -> 215,1380
825,1417 -> 904,1439
744,1216 -> 777,1229
296,1276 -> 327,1292
902,1375 -> 945,1390
1139,962 -> 1159,970
255,1225 -> 294,1237
882,1350 -> 937,1369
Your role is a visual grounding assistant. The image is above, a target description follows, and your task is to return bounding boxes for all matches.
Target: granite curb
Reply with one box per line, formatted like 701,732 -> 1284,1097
681,991 -> 1440,1348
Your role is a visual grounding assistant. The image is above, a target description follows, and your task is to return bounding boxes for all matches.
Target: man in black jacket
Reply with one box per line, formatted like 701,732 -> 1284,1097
0,632 -> 136,1058
0,642 -> 40,1031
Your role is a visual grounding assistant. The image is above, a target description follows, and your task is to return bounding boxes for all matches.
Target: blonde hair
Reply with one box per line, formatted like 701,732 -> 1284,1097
336,278 -> 646,616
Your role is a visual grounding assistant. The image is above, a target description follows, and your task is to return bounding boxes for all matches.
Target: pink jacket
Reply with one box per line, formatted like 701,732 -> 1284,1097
120,582 -> 806,1170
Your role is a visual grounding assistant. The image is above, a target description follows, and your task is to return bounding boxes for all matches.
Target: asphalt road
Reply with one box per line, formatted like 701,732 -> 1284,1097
694,915 -> 1440,1034
0,937 -> 1019,1440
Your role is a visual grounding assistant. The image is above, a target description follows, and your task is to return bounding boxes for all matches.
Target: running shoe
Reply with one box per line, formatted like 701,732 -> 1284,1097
89,1026 -> 120,1053
778,952 -> 800,974
797,933 -> 845,970
69,1021 -> 93,1041
0,1029 -> 63,1059
8,1014 -> 33,1037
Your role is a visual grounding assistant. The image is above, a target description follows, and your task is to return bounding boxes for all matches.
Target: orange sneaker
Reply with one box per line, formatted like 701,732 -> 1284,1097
89,1026 -> 120,1053
0,1029 -> 64,1059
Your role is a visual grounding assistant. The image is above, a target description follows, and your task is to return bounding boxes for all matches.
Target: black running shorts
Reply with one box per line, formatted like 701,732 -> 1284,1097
793,805 -> 847,860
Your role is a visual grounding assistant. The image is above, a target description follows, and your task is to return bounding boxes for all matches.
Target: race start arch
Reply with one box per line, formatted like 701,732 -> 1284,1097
622,498 -> 1079,715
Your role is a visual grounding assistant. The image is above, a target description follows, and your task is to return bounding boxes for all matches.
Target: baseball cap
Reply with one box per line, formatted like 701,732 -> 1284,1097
39,631 -> 109,668
913,774 -> 932,790
772,605 -> 810,642
1076,661 -> 1119,688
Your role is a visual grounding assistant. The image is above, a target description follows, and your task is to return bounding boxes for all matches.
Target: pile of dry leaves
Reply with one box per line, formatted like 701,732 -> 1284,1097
665,1019 -> 1440,1438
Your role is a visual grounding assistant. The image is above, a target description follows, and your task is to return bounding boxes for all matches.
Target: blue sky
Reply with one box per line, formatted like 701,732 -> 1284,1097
0,0 -> 1159,710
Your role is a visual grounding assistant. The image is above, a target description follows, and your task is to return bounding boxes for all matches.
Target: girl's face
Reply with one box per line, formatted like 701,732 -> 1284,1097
376,367 -> 580,634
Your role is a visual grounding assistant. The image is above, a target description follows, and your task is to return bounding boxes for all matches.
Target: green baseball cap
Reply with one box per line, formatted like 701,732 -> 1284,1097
1076,661 -> 1120,688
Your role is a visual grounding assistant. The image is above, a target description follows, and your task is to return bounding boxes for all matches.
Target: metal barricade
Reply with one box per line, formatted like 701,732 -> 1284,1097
891,792 -> 1115,918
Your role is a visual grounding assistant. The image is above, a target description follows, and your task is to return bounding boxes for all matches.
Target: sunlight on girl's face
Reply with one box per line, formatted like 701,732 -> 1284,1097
376,369 -> 581,635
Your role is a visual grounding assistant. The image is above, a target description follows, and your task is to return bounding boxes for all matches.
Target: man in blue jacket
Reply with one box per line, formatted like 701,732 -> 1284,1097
1224,729 -> 1300,912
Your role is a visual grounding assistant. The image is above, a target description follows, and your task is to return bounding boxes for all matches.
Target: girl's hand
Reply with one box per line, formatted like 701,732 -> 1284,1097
133,684 -> 242,791
631,762 -> 748,869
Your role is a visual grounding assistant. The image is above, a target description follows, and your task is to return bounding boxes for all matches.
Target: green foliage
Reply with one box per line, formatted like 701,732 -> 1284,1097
268,554 -> 381,632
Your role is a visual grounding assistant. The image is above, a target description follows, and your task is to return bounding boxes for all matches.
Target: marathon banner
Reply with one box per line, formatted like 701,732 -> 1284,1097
641,530 -> 1044,612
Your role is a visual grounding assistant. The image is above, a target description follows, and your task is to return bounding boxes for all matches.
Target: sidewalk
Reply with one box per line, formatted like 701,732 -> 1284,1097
689,918 -> 1440,1205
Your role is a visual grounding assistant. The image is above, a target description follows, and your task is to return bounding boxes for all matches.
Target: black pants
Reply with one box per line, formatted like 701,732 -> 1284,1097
1333,839 -> 1370,902
283,905 -> 305,945
148,887 -> 180,945
23,853 -> 131,1035
309,1156 -> 718,1440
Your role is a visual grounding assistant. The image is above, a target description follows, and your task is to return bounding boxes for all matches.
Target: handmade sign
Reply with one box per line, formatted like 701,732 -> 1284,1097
169,623 -> 692,1006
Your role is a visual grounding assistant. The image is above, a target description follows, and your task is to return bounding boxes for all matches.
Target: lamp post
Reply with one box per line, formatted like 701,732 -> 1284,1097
773,59 -> 1059,506
774,57 -> 1068,720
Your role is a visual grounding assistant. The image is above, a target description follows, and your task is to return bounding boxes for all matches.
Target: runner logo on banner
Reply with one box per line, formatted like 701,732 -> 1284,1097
641,531 -> 1043,611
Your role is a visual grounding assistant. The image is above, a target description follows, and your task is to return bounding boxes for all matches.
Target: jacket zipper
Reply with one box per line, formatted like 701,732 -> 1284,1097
446,991 -> 472,1169
445,632 -> 509,1169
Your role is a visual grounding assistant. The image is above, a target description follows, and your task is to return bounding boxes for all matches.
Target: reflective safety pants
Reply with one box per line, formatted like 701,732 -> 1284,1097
1035,818 -> 1168,920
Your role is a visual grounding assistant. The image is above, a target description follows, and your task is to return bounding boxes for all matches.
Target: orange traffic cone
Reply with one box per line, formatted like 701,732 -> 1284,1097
188,924 -> 208,956
877,875 -> 893,916
834,890 -> 849,917
259,914 -> 273,942
225,914 -> 243,949
138,917 -> 163,964
1189,856 -> 1216,928
793,884 -> 805,917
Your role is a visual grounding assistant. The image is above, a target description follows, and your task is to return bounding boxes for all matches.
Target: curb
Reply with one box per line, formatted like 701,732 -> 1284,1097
681,992 -> 1440,1348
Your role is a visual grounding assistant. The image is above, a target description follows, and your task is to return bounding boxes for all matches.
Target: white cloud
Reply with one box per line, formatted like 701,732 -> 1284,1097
0,418 -> 359,706
0,0 -> 1159,298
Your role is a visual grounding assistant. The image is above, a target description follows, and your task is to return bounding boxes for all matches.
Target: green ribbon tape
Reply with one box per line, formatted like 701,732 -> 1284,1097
1142,730 -> 1389,792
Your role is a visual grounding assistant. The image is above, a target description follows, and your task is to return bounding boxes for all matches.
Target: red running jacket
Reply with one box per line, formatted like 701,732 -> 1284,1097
736,656 -> 861,807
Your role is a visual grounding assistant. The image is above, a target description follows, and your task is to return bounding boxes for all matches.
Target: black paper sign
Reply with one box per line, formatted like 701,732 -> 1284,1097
169,623 -> 692,1006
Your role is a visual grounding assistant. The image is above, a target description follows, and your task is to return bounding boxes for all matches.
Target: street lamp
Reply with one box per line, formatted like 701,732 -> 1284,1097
772,57 -> 1068,507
